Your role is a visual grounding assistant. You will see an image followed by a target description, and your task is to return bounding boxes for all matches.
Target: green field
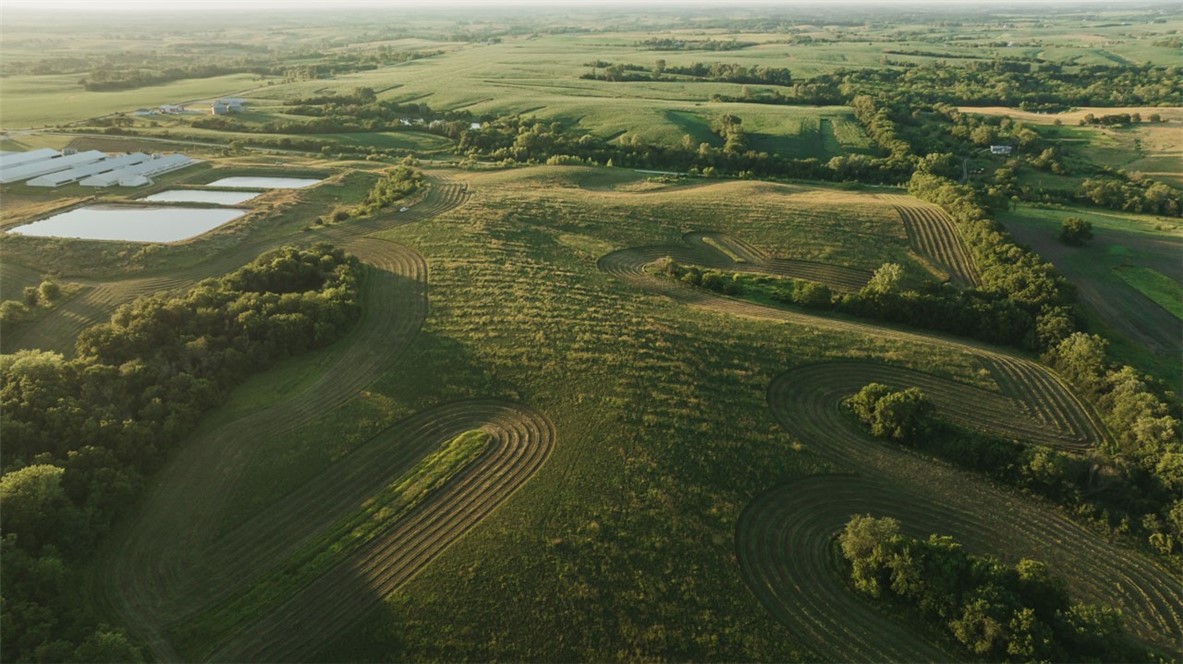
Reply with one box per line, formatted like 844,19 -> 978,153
0,165 -> 1164,660
3,5 -> 1183,663
1000,205 -> 1182,385
0,73 -> 266,129
1113,265 -> 1183,320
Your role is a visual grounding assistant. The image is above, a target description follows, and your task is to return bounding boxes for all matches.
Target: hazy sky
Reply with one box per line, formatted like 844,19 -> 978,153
1,0 -> 1135,10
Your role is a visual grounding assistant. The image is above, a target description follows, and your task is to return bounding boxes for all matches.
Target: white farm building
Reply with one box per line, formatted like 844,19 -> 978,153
79,154 -> 195,187
211,98 -> 247,115
27,153 -> 151,187
0,150 -> 106,184
0,148 -> 61,170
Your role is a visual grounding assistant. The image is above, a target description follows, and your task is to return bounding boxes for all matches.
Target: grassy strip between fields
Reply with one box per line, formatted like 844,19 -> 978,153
700,236 -> 746,263
1112,265 -> 1183,321
169,429 -> 492,659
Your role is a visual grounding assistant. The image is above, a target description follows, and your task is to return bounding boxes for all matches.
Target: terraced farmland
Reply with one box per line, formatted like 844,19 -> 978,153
9,165 -> 1171,661
598,231 -> 1181,658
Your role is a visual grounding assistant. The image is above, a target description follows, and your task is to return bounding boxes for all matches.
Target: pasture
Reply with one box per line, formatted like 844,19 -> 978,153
1000,204 -> 1182,385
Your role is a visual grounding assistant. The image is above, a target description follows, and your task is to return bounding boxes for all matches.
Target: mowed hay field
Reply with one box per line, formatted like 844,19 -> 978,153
72,165 -> 1179,661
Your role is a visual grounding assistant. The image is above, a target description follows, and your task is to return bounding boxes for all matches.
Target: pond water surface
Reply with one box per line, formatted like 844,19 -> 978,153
203,176 -> 322,189
9,205 -> 247,243
142,189 -> 259,205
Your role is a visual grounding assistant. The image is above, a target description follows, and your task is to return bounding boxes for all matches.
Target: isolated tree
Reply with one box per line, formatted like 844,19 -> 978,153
23,286 -> 40,307
1058,217 -> 1093,245
863,262 -> 903,296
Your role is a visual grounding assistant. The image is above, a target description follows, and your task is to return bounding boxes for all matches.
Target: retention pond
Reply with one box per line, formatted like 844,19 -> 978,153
8,204 -> 247,243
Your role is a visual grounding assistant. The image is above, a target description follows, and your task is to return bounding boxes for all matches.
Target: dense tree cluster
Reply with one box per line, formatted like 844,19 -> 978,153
1078,176 -> 1182,217
0,245 -> 363,662
817,62 -> 1183,108
833,262 -> 1037,348
839,515 -> 1142,661
454,114 -> 908,184
191,87 -> 473,140
846,378 -> 1183,559
356,165 -> 423,215
845,383 -> 933,441
77,49 -> 439,91
1045,333 -> 1182,555
320,165 -> 424,224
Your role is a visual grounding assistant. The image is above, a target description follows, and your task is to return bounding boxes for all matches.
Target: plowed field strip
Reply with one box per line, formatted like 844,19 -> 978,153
99,238 -> 428,660
893,204 -> 980,287
627,231 -> 871,293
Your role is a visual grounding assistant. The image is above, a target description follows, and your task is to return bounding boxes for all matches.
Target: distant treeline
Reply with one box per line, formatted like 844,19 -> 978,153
581,60 -> 792,86
74,49 -> 439,91
636,38 -> 756,51
0,245 -> 363,661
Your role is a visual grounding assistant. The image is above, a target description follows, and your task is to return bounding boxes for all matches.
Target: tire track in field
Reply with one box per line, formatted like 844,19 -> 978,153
607,231 -> 870,295
599,245 -> 1181,659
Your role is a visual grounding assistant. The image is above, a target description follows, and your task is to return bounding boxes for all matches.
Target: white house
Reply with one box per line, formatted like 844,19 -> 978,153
990,145 -> 1014,155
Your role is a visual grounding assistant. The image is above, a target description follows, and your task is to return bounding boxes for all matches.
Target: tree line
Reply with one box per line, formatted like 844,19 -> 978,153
0,245 -> 363,662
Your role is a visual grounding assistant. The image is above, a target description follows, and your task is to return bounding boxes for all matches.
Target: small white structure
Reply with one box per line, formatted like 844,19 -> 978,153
0,150 -> 106,184
159,104 -> 184,114
27,153 -> 151,187
79,154 -> 195,188
990,145 -> 1014,155
212,98 -> 247,115
469,122 -> 482,130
